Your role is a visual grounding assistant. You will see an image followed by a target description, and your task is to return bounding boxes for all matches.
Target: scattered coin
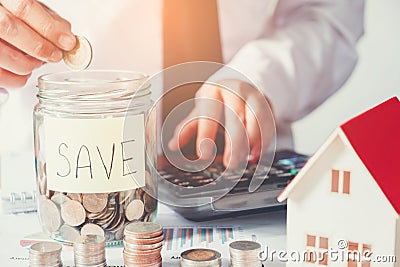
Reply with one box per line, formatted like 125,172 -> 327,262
61,200 -> 86,227
82,193 -> 108,213
63,35 -> 93,70
29,242 -> 62,267
125,199 -> 145,221
181,248 -> 221,267
229,240 -> 262,267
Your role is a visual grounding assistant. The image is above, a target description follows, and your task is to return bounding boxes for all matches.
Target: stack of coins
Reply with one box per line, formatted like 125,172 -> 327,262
29,242 -> 62,267
123,222 -> 164,267
74,235 -> 107,267
180,248 -> 222,267
229,240 -> 262,267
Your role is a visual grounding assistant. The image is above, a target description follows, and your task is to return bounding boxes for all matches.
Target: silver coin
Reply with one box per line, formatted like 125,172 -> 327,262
51,193 -> 70,206
229,240 -> 261,252
124,222 -> 162,238
63,35 -> 93,70
61,200 -> 86,227
81,223 -> 105,237
229,240 -> 262,267
67,193 -> 82,203
59,224 -> 81,243
82,193 -> 108,213
39,196 -> 61,233
125,199 -> 145,221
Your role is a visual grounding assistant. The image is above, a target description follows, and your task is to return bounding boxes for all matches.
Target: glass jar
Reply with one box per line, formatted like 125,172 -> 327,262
33,71 -> 157,245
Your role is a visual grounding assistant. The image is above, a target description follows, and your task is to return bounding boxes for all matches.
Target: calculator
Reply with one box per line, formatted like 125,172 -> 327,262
157,150 -> 308,221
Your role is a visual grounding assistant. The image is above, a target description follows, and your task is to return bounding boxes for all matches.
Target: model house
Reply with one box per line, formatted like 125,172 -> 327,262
278,97 -> 399,267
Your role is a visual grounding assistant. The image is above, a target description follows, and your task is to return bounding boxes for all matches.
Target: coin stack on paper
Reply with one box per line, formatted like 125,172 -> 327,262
74,235 -> 107,267
29,242 -> 63,267
123,221 -> 164,267
229,240 -> 263,267
63,35 -> 93,70
37,170 -> 157,243
180,248 -> 222,267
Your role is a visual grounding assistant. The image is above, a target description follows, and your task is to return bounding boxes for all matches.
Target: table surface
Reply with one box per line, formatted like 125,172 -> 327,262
0,201 -> 287,267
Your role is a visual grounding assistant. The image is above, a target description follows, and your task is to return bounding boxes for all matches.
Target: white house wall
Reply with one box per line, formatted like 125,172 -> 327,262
286,134 -> 397,267
396,218 -> 399,267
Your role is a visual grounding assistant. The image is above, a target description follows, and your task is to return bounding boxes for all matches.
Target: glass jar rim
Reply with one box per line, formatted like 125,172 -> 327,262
36,70 -> 152,115
38,70 -> 149,90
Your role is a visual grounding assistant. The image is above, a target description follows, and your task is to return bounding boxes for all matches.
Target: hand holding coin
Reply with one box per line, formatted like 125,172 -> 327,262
63,35 -> 93,70
0,0 -> 76,88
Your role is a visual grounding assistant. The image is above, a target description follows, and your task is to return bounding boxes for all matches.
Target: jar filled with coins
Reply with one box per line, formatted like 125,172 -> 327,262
33,71 -> 157,245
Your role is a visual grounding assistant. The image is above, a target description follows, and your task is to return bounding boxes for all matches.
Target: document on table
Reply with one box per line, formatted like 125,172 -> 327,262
0,204 -> 287,266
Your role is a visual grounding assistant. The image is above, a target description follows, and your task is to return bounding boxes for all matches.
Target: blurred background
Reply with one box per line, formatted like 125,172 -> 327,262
293,0 -> 400,154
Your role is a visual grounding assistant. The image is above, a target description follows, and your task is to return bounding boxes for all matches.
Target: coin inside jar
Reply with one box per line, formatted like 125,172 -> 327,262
81,223 -> 105,237
82,193 -> 108,213
61,200 -> 86,227
39,196 -> 61,233
125,199 -> 145,221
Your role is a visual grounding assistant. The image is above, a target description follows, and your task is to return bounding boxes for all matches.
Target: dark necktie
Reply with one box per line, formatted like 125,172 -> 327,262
162,0 -> 223,155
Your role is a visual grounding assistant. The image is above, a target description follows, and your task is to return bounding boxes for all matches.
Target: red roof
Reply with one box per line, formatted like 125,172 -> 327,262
341,97 -> 400,215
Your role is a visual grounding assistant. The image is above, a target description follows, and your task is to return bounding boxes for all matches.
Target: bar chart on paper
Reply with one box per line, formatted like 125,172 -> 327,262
163,226 -> 242,251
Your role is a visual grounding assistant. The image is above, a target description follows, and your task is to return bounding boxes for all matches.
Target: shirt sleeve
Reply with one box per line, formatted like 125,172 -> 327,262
225,0 -> 365,125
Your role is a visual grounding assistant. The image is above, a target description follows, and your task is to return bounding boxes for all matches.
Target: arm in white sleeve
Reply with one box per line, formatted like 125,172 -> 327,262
226,0 -> 365,125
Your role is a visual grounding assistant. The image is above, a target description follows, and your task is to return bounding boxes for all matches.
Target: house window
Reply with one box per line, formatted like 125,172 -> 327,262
305,234 -> 328,265
347,241 -> 372,267
331,169 -> 351,194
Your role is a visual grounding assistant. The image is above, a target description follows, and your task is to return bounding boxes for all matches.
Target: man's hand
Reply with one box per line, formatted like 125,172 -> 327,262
0,0 -> 76,88
168,79 -> 275,168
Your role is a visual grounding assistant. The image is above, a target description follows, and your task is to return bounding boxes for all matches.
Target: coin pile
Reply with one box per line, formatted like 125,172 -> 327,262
36,167 -> 157,243
29,242 -> 62,267
123,222 -> 164,267
74,234 -> 106,267
63,35 -> 93,70
180,248 -> 222,267
229,240 -> 262,267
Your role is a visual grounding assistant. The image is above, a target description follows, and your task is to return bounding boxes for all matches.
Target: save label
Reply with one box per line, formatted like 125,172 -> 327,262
44,115 -> 145,193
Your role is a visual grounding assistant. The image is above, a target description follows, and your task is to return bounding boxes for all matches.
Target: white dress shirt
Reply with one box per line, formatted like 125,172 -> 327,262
0,0 -> 365,153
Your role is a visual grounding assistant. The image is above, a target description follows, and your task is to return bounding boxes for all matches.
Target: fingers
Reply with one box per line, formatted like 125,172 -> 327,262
0,40 -> 42,75
168,80 -> 275,169
0,6 -> 63,62
0,67 -> 31,88
168,110 -> 198,151
245,95 -> 274,160
195,87 -> 223,159
1,0 -> 76,50
221,89 -> 249,169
